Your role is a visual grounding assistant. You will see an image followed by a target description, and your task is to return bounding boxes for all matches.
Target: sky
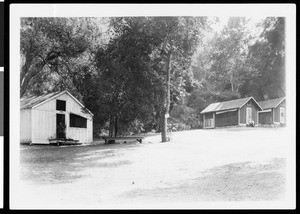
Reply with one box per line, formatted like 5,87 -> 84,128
210,16 -> 266,35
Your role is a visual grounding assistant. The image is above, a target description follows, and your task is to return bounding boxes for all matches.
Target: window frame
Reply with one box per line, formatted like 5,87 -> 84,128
56,99 -> 66,111
69,113 -> 87,128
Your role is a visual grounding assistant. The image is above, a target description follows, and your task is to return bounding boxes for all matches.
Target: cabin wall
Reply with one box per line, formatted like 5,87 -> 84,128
68,119 -> 93,143
240,105 -> 246,124
274,100 -> 286,123
252,104 -> 259,124
203,112 -> 214,128
20,109 -> 31,142
31,93 -> 93,144
258,109 -> 273,124
31,109 -> 56,144
59,93 -> 93,142
239,99 -> 259,124
215,109 -> 238,127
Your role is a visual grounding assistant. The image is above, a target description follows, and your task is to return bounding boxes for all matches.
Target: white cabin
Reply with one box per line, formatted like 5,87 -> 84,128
20,91 -> 93,144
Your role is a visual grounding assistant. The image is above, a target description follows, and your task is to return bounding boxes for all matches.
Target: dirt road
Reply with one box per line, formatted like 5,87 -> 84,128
14,127 -> 291,209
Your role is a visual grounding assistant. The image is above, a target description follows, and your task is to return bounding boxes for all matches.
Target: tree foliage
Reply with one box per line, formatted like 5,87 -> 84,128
242,17 -> 286,100
20,16 -> 286,136
20,17 -> 105,97
93,17 -> 208,138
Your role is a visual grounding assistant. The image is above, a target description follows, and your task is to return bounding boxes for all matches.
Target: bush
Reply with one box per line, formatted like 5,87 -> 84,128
168,122 -> 191,132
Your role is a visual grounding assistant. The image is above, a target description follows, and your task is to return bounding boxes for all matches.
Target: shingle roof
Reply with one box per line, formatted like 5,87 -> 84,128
200,97 -> 262,114
21,91 -> 63,109
258,97 -> 285,110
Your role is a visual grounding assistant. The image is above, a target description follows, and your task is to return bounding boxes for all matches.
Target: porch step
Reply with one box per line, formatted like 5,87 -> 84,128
49,139 -> 81,146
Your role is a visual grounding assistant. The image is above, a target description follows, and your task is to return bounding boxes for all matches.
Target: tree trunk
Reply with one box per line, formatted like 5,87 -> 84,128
109,115 -> 118,138
230,72 -> 234,92
155,108 -> 161,132
109,115 -> 115,137
161,113 -> 168,142
20,60 -> 46,97
161,52 -> 172,142
156,116 -> 160,133
114,115 -> 118,137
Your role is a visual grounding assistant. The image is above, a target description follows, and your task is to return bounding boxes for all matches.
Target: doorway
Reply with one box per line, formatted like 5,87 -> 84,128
280,107 -> 285,123
56,113 -> 66,139
246,107 -> 252,123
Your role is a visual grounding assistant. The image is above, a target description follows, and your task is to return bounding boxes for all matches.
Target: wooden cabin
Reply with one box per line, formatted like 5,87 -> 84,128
20,91 -> 93,144
200,97 -> 262,129
258,97 -> 286,125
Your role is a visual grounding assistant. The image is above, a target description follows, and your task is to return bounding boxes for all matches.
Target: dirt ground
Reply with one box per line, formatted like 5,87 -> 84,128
15,127 -> 291,209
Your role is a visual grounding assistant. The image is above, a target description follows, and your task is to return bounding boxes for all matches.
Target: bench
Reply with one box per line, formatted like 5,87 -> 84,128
102,136 -> 144,144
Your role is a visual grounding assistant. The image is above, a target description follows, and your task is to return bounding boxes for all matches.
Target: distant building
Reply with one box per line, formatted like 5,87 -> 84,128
258,97 -> 286,125
200,97 -> 262,129
20,91 -> 93,144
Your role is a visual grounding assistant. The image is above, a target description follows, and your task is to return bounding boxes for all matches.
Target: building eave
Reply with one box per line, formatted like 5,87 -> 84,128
273,97 -> 286,109
24,90 -> 94,116
240,97 -> 263,111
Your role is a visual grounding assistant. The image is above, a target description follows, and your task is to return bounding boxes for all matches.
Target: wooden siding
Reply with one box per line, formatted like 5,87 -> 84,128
24,92 -> 93,144
252,105 -> 259,124
258,110 -> 273,124
215,110 -> 238,127
20,109 -> 31,142
239,99 -> 260,124
203,112 -> 214,128
274,100 -> 285,123
31,109 -> 56,144
68,119 -> 93,143
239,105 -> 246,124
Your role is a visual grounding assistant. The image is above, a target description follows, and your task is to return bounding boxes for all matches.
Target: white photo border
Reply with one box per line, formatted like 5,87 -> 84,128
10,4 -> 296,209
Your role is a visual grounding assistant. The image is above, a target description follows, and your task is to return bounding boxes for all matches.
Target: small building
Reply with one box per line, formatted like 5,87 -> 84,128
200,97 -> 262,129
258,97 -> 286,125
20,90 -> 93,144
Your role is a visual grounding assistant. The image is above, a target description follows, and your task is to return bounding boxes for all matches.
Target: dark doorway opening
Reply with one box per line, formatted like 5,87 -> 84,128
56,114 -> 66,139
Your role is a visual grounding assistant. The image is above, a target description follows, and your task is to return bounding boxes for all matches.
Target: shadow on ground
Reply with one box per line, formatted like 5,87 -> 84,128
120,158 -> 286,202
20,142 -> 140,184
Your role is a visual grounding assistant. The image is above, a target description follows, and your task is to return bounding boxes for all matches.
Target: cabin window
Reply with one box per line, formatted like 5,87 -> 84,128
205,112 -> 213,119
70,113 -> 87,128
56,100 -> 66,111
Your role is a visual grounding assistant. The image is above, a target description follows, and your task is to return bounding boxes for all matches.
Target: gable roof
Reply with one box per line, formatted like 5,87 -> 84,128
20,90 -> 93,116
200,97 -> 262,114
258,97 -> 285,110
21,91 -> 62,109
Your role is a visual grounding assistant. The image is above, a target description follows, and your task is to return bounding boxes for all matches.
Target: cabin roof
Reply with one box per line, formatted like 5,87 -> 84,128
200,97 -> 262,114
20,90 -> 93,116
258,97 -> 285,110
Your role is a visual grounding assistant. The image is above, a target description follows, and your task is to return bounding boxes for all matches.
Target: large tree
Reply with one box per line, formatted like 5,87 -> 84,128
147,17 -> 208,142
203,17 -> 252,93
242,17 -> 285,100
94,17 -> 207,140
20,17 -> 105,97
94,17 -> 162,137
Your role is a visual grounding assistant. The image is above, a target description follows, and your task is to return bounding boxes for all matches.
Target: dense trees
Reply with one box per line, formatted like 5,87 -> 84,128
20,17 -> 106,97
93,17 -> 208,140
242,17 -> 286,100
20,16 -> 286,138
187,17 -> 285,126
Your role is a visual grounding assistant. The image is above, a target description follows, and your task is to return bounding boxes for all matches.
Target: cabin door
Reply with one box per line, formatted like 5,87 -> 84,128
246,107 -> 252,123
56,113 -> 66,139
280,107 -> 285,123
